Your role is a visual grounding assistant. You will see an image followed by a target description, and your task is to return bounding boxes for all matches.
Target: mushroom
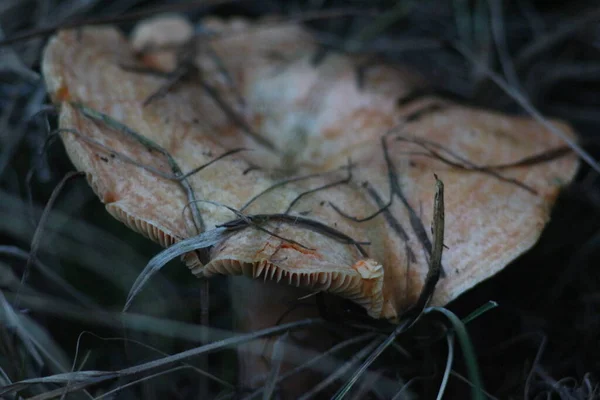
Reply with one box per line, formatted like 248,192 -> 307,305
42,14 -> 579,394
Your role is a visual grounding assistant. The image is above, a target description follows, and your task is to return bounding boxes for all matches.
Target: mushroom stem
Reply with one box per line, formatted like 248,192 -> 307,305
230,277 -> 337,398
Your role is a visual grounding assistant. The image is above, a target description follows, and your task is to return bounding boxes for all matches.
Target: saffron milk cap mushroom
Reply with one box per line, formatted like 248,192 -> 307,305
42,15 -> 579,322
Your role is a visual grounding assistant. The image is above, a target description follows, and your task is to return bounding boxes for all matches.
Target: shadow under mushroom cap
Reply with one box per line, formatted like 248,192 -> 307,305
42,15 -> 579,320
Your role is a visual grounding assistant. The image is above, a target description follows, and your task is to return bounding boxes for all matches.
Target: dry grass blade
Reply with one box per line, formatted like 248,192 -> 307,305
409,175 -> 445,314
262,332 -> 288,400
449,371 -> 500,400
0,27 -> 40,82
123,227 -> 228,311
73,102 -> 205,233
0,295 -> 72,376
71,332 -> 234,390
298,338 -> 382,400
427,307 -> 485,400
240,166 -> 349,212
91,366 -> 195,400
488,0 -> 519,89
330,321 -> 412,400
17,172 -> 84,305
5,288 -> 405,397
394,134 -> 537,193
453,41 -> 600,175
0,245 -> 97,307
514,6 -> 600,73
0,190 -> 161,293
0,290 -> 43,366
0,318 -> 323,397
241,333 -> 377,400
436,331 -> 455,400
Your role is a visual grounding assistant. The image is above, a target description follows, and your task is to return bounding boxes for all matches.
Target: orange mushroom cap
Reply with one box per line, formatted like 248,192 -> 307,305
42,16 -> 579,320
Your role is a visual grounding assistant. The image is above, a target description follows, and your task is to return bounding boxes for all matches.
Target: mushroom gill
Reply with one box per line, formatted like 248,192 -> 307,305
202,249 -> 385,318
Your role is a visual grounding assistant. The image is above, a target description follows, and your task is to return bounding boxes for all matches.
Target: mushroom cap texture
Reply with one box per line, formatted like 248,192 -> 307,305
42,16 -> 579,320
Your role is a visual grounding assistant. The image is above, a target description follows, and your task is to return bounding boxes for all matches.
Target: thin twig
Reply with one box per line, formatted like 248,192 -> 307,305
299,338 -> 382,400
403,175 -> 445,318
514,6 -> 600,73
0,318 -> 324,397
16,171 -> 84,309
284,161 -> 354,214
453,41 -> 600,175
218,213 -> 370,256
73,102 -> 206,233
241,168 -> 346,212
